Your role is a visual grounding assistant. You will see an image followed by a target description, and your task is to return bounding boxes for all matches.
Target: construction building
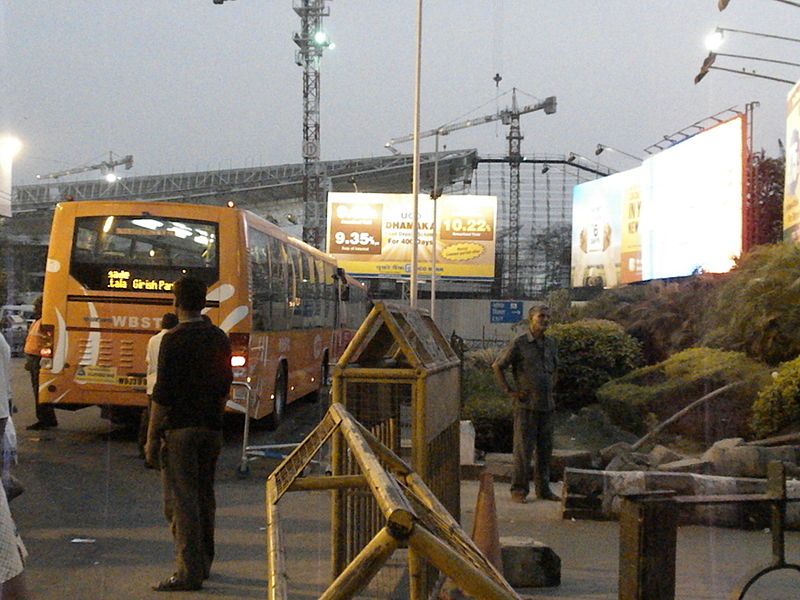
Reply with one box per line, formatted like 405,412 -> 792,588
0,151 -> 608,304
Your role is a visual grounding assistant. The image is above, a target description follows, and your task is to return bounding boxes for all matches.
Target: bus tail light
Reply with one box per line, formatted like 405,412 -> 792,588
39,324 -> 54,359
229,332 -> 249,368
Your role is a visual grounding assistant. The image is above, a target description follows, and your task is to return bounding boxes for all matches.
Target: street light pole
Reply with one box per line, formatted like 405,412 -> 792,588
409,0 -> 423,309
0,136 -> 22,219
430,129 -> 441,322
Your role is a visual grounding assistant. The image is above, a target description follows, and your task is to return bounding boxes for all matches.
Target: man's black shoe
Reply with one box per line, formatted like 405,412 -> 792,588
538,489 -> 560,502
26,421 -> 55,431
152,575 -> 202,592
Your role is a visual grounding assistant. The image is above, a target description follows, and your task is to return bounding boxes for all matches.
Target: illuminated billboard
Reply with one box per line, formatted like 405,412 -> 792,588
571,169 -> 641,288
571,115 -> 745,288
784,80 -> 800,242
326,192 -> 497,279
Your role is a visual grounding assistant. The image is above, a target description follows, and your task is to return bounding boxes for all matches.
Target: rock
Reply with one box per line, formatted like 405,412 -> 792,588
648,445 -> 684,467
500,536 -> 561,588
598,442 -> 633,467
701,437 -> 745,465
606,452 -> 651,472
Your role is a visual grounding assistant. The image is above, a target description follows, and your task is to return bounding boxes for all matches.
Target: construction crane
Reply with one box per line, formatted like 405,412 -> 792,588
35,152 -> 133,182
294,0 -> 333,250
385,90 -> 557,296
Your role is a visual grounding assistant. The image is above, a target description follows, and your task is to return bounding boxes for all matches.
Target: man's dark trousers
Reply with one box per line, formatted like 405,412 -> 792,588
161,427 -> 223,585
511,406 -> 554,498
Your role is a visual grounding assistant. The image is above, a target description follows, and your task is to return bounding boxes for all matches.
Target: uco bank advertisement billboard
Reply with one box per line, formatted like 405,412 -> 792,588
784,79 -> 800,242
326,192 -> 497,279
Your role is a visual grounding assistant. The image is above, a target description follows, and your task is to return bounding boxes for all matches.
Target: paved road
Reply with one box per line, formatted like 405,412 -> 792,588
6,357 -> 800,598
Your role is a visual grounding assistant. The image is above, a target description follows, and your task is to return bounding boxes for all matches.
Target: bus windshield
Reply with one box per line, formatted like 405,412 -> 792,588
69,215 -> 219,292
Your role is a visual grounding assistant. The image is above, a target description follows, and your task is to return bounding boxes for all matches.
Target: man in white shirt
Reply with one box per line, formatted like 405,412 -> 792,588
0,335 -> 11,444
0,335 -> 29,597
138,312 -> 178,466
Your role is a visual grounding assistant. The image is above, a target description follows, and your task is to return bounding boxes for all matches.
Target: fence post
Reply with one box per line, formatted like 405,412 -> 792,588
619,491 -> 678,600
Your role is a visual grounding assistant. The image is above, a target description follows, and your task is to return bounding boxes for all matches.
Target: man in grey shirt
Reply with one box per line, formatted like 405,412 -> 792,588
492,304 -> 559,502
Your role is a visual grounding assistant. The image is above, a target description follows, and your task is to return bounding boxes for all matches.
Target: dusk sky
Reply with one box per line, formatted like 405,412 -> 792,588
1,1 -> 797,185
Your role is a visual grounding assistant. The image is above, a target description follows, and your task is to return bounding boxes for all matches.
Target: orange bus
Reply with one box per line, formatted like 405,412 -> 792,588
38,200 -> 368,431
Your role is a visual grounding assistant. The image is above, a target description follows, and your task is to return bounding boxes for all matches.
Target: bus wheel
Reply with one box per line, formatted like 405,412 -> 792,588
266,364 -> 287,430
308,354 -> 329,404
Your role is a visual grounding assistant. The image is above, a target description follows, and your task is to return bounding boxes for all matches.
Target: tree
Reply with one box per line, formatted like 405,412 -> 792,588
746,152 -> 784,247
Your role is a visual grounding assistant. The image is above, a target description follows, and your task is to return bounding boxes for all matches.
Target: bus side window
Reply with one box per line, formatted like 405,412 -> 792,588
323,263 -> 336,328
270,240 -> 288,331
302,253 -> 318,328
248,228 -> 270,332
287,247 -> 302,330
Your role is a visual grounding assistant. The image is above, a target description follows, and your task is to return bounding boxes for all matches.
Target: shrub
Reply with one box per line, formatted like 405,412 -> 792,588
597,347 -> 771,443
750,357 -> 800,438
461,349 -> 513,452
575,276 -> 721,364
704,244 -> 800,365
548,319 -> 643,411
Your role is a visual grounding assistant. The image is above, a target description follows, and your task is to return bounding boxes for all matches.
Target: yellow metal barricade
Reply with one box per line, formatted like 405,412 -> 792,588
330,301 -> 462,599
265,403 -> 519,600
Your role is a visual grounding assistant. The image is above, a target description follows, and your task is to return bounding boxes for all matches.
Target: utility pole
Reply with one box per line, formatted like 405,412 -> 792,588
294,0 -> 332,249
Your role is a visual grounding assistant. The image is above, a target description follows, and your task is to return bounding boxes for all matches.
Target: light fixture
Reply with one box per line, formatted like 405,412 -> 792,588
694,51 -> 797,84
705,29 -> 725,51
104,172 -> 118,183
541,164 -> 550,174
286,213 -> 298,225
0,136 -> 22,160
595,143 -> 643,162
566,152 -> 577,164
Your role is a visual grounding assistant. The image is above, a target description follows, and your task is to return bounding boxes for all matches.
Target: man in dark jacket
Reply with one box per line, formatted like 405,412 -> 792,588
146,276 -> 232,592
492,303 -> 559,503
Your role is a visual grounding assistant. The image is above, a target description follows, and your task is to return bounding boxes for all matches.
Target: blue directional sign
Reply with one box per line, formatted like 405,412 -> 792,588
490,301 -> 523,324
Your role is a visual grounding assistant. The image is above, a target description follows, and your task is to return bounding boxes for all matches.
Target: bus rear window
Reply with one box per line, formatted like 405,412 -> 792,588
70,216 -> 219,292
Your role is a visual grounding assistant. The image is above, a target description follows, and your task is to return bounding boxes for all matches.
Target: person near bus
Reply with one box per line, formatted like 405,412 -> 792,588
0,335 -> 28,598
146,276 -> 232,592
138,312 -> 179,465
23,297 -> 57,431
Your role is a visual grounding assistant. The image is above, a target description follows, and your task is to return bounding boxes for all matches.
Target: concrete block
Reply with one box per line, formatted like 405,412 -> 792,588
500,536 -> 560,588
459,420 -> 476,465
656,458 -> 712,474
551,449 -> 594,479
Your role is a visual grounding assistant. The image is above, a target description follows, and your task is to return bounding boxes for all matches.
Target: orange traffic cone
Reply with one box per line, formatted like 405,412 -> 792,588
438,471 -> 504,599
471,471 -> 503,572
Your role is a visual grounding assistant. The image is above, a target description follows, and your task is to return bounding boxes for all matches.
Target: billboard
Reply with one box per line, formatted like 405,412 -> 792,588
326,192 -> 497,279
571,115 -> 745,288
571,168 -> 641,288
784,80 -> 800,242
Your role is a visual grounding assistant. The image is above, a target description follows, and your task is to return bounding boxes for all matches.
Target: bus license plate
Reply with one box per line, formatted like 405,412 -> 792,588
117,375 -> 146,389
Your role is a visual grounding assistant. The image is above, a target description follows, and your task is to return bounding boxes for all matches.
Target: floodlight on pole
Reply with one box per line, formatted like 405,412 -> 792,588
719,0 -> 800,10
0,135 -> 22,219
706,26 -> 800,49
0,136 -> 22,161
694,51 -> 798,84
595,143 -> 643,162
